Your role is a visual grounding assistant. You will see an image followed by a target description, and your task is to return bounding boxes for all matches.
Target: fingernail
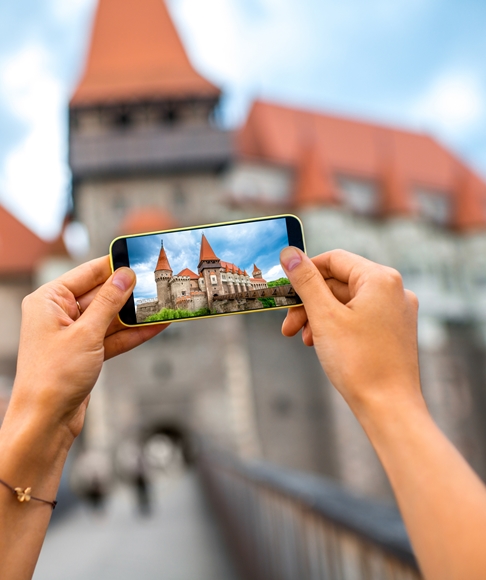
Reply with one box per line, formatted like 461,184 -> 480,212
281,247 -> 303,272
112,268 -> 135,291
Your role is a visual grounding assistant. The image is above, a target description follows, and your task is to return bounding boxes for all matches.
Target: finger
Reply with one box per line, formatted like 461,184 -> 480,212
104,323 -> 169,360
302,321 -> 314,347
325,278 -> 352,304
282,306 -> 308,337
280,247 -> 342,322
79,268 -> 136,337
311,250 -> 379,286
58,256 -> 112,298
76,284 -> 128,336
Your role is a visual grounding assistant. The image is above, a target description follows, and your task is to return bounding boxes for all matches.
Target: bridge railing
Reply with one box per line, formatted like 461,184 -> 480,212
198,445 -> 422,580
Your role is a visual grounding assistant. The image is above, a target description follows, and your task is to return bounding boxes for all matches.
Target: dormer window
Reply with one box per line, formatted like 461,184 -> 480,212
113,111 -> 132,128
337,174 -> 379,215
414,187 -> 451,225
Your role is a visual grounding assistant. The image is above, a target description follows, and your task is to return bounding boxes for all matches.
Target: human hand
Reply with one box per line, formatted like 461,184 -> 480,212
5,257 -> 167,441
280,248 -> 421,416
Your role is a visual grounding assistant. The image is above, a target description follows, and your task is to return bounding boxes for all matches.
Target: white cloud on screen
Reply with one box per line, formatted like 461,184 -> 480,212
263,264 -> 285,281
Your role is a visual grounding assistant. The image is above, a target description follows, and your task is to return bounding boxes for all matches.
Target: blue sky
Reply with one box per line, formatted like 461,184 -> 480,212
127,218 -> 289,301
1,0 -> 486,238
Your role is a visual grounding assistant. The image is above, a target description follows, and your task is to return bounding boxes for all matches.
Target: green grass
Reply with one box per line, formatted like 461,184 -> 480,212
144,307 -> 211,322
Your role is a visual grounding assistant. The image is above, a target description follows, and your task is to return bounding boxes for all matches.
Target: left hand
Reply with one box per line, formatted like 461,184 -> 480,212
5,256 -> 167,441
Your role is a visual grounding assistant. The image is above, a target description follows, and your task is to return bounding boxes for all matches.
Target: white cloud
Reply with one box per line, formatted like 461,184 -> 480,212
264,264 -> 285,281
49,0 -> 96,25
410,72 -> 484,138
0,44 -> 68,238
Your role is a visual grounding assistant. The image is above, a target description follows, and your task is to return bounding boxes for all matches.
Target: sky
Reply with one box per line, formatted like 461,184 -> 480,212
1,0 -> 486,238
127,218 -> 289,301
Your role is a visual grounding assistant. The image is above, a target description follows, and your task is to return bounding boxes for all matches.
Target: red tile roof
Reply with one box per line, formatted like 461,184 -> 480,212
0,205 -> 51,276
120,208 -> 177,235
71,0 -> 220,106
177,267 -> 199,279
199,234 -> 220,262
154,243 -> 172,272
221,260 -> 246,275
237,100 -> 486,229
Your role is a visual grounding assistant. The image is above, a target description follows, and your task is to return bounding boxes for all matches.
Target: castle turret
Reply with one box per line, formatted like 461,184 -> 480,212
155,240 -> 173,309
198,234 -> 224,307
252,264 -> 263,279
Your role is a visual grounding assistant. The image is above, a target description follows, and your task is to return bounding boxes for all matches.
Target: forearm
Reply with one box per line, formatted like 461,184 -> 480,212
357,390 -> 486,580
0,410 -> 74,580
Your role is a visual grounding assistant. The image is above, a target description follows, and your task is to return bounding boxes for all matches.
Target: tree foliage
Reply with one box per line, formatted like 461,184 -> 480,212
268,278 -> 290,287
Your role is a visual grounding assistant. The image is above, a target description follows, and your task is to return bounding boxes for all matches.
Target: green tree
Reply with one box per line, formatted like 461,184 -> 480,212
268,277 -> 290,287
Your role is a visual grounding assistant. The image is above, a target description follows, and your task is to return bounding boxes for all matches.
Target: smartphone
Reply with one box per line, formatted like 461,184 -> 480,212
110,214 -> 305,326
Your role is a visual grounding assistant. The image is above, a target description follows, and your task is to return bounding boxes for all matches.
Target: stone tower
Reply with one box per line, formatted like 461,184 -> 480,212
69,0 -> 233,256
197,234 -> 224,309
252,264 -> 263,279
154,240 -> 173,309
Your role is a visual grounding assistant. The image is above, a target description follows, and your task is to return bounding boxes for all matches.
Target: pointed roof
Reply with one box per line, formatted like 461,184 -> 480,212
376,130 -> 413,215
154,241 -> 172,272
177,267 -> 199,279
71,0 -> 220,107
253,264 -> 261,274
120,207 -> 177,235
0,205 -> 51,276
452,165 -> 486,230
199,234 -> 219,262
294,141 -> 338,206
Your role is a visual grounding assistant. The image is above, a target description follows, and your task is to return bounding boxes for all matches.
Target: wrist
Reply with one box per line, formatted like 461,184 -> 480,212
0,408 -> 75,492
348,381 -> 429,442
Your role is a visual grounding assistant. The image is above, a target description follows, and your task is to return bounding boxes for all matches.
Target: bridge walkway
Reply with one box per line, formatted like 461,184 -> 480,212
34,470 -> 241,580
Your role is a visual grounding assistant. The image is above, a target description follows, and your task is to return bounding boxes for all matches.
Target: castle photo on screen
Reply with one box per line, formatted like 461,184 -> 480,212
127,219 -> 300,323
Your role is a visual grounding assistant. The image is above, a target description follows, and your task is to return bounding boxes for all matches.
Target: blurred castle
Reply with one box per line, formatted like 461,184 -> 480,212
2,0 -> 486,500
136,235 -> 273,321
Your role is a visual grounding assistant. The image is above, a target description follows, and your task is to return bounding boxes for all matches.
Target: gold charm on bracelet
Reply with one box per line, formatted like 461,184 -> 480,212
14,487 -> 32,503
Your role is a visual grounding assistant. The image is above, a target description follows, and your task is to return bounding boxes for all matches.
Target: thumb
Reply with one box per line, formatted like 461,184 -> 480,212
280,247 -> 339,322
80,267 -> 136,336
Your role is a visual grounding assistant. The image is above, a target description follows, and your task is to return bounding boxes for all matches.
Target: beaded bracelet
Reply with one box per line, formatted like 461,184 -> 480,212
0,478 -> 57,509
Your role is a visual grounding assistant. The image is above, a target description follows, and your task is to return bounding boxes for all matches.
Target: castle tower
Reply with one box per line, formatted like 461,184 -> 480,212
252,264 -> 263,279
198,234 -> 224,308
155,240 -> 173,309
69,0 -> 232,256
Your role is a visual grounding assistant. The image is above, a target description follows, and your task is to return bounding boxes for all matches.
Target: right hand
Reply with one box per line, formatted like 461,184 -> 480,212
280,248 -> 422,416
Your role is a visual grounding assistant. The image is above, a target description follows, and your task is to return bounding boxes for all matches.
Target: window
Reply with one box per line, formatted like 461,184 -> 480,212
173,185 -> 186,209
337,175 -> 379,215
210,275 -> 218,285
414,187 -> 451,225
113,111 -> 132,128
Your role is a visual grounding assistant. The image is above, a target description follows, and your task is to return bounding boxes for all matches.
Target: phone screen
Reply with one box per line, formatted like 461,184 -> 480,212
111,215 -> 304,325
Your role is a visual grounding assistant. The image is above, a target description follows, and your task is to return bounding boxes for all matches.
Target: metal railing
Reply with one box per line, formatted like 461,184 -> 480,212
199,446 -> 422,580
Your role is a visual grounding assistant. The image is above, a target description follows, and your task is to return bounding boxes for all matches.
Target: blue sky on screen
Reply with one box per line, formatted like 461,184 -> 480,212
1,0 -> 486,238
127,218 -> 289,301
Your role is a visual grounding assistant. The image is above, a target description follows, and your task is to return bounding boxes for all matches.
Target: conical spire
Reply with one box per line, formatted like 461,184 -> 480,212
71,0 -> 220,106
452,165 -> 486,230
377,130 -> 413,216
154,240 -> 172,272
294,141 -> 338,206
199,234 -> 219,261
